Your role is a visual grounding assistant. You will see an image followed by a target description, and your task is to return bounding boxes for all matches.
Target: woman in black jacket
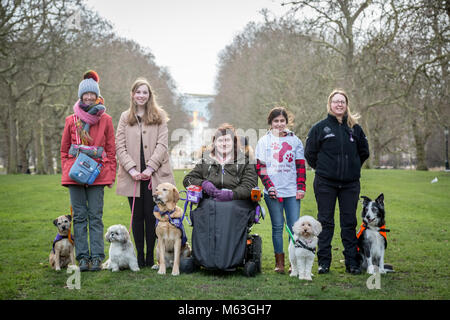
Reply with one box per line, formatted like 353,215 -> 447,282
305,89 -> 369,275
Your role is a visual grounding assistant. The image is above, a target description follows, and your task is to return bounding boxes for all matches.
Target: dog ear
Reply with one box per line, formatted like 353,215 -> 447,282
105,229 -> 111,242
376,193 -> 384,206
53,219 -> 58,226
172,186 -> 180,203
361,196 -> 371,206
313,219 -> 322,236
153,210 -> 162,221
121,225 -> 130,242
66,214 -> 72,222
291,220 -> 301,235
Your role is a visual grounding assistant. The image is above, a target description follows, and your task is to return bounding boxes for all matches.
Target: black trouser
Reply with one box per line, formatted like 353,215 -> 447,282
313,174 -> 360,268
128,179 -> 156,266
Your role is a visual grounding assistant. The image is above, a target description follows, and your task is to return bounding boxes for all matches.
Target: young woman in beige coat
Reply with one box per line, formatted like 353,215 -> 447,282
116,78 -> 175,268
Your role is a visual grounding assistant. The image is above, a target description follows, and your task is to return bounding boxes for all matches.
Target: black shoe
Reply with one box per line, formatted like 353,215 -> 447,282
137,253 -> 145,268
90,257 -> 102,271
78,258 -> 90,272
318,265 -> 330,274
346,265 -> 361,275
145,258 -> 154,269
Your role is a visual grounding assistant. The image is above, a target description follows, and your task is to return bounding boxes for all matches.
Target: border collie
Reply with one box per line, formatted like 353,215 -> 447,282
357,193 -> 392,274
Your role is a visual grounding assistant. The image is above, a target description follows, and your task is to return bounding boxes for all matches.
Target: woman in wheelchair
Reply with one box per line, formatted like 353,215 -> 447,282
183,123 -> 257,200
182,123 -> 259,272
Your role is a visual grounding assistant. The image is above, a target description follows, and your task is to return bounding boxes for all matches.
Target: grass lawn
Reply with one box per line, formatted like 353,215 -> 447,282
0,169 -> 449,300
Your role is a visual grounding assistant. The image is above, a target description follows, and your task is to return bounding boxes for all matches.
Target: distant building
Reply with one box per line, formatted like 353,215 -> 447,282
170,93 -> 214,169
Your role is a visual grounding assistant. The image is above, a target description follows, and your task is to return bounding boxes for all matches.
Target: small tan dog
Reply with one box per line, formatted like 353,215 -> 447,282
153,182 -> 191,276
49,215 -> 75,271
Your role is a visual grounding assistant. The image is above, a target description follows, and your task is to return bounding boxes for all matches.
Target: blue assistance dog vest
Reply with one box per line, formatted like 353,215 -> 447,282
154,205 -> 187,246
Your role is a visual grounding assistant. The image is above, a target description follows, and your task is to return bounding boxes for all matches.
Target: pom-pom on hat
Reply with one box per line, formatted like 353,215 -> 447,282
84,70 -> 100,83
78,70 -> 100,99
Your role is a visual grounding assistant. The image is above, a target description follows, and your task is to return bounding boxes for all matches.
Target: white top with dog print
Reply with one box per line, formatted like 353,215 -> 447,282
255,130 -> 305,197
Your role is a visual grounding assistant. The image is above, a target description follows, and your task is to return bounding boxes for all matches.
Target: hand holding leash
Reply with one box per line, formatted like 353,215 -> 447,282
129,168 -> 141,181
296,190 -> 305,200
140,166 -> 154,180
268,186 -> 278,199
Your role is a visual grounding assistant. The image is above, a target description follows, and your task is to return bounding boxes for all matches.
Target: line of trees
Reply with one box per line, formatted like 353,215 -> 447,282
210,0 -> 449,170
0,0 -> 188,174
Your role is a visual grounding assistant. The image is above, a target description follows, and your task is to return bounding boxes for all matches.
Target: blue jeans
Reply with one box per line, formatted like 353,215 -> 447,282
68,185 -> 105,261
264,194 -> 300,254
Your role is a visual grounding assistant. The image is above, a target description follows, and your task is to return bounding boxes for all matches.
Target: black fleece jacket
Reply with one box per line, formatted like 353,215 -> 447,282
305,114 -> 369,183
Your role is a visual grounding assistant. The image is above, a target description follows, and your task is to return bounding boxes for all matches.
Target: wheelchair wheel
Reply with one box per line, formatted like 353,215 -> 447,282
180,256 -> 197,274
251,235 -> 262,273
246,234 -> 262,274
243,261 -> 257,277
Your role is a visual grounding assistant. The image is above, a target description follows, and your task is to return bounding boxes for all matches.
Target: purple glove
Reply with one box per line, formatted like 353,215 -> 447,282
201,180 -> 218,197
214,189 -> 234,202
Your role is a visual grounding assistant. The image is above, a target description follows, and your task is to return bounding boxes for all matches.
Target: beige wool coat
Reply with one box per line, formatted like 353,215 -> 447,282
115,109 -> 175,197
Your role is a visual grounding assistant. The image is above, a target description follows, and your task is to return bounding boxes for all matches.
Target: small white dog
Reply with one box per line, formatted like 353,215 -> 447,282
289,215 -> 322,281
102,224 -> 140,272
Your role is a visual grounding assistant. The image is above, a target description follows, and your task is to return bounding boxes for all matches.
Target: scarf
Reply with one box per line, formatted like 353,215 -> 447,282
73,97 -> 106,143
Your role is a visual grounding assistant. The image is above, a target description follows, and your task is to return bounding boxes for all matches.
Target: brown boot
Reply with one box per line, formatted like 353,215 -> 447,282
274,253 -> 285,274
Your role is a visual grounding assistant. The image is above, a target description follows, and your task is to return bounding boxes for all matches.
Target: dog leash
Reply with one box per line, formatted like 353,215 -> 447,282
129,181 -> 137,233
68,206 -> 74,245
129,176 -> 152,234
285,223 -> 295,245
179,185 -> 203,226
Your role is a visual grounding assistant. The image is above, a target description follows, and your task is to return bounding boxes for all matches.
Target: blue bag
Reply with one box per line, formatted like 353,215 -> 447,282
69,152 -> 102,185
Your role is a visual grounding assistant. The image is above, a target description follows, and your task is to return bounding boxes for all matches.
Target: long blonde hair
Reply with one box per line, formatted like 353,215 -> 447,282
127,78 -> 169,126
327,89 -> 360,128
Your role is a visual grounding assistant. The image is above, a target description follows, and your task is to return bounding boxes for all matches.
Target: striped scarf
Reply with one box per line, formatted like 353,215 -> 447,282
73,97 -> 105,143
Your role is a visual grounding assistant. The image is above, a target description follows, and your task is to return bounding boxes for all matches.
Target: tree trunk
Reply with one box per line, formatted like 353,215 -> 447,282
7,105 -> 18,174
411,118 -> 428,171
35,118 -> 46,174
372,135 -> 381,168
44,128 -> 54,174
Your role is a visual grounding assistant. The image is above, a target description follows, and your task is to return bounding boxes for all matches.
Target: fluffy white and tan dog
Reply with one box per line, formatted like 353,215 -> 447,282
102,224 -> 140,272
153,182 -> 191,276
288,215 -> 322,281
49,215 -> 75,271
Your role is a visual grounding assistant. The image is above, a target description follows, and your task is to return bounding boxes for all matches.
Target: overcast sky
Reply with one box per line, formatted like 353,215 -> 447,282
84,0 -> 291,95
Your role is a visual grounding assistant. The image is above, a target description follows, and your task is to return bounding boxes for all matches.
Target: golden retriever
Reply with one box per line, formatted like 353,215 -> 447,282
153,182 -> 191,276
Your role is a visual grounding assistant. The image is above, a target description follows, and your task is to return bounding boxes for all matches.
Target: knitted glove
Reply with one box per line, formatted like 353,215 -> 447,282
201,180 -> 218,197
128,168 -> 141,181
214,189 -> 234,202
140,166 -> 154,180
